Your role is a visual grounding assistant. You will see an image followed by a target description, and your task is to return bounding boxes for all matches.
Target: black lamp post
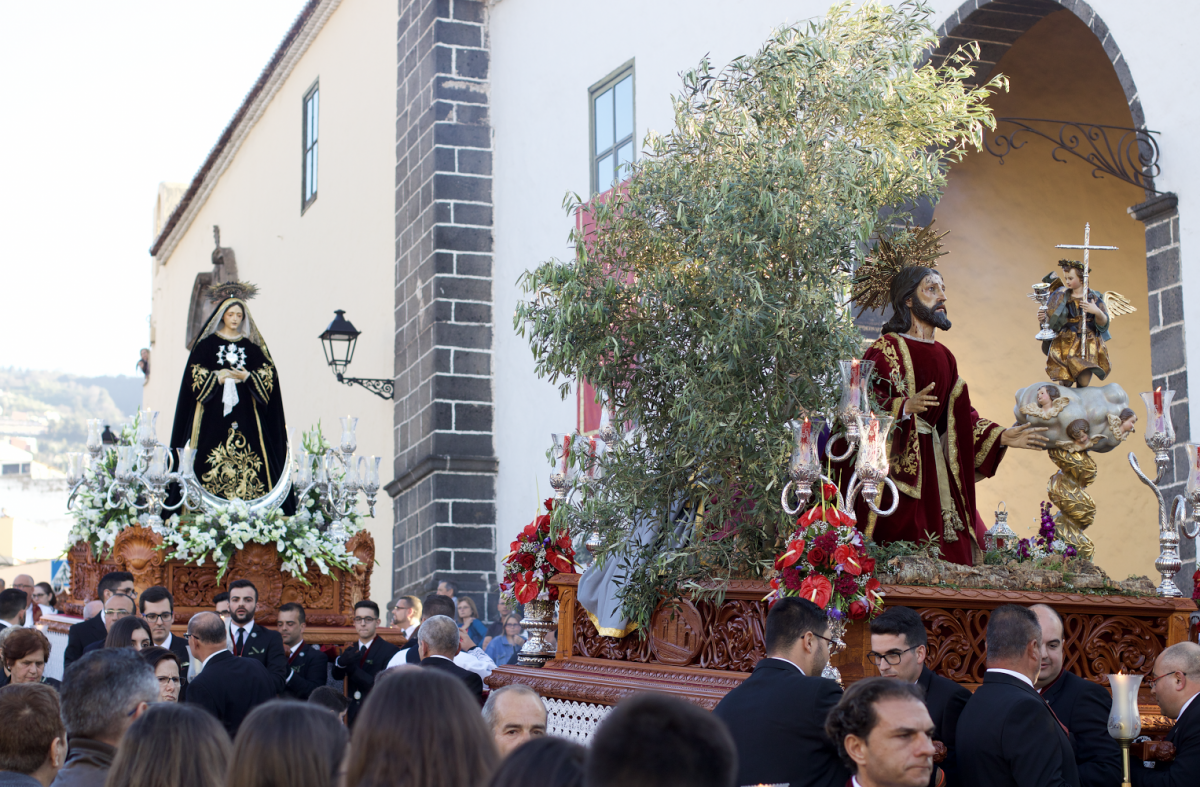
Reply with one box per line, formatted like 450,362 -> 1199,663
319,310 -> 394,400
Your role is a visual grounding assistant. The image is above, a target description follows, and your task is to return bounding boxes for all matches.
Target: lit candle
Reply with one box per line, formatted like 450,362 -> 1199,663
1106,672 -> 1143,740
851,359 -> 861,411
561,435 -> 572,475
801,416 -> 812,447
1154,387 -> 1163,416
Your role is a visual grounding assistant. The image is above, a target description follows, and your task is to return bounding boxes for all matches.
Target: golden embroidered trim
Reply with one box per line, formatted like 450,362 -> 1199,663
585,608 -> 639,638
254,364 -> 275,397
201,428 -> 267,500
974,419 -> 1004,468
251,398 -> 272,488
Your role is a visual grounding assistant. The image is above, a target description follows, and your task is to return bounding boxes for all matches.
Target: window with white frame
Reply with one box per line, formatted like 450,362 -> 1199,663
302,81 -> 319,211
590,64 -> 634,194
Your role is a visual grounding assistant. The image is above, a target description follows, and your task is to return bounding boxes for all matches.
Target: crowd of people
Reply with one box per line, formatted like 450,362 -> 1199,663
1,570 -> 1196,787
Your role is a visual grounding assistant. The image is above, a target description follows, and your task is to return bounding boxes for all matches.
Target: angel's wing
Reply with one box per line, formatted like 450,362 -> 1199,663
1103,291 -> 1137,318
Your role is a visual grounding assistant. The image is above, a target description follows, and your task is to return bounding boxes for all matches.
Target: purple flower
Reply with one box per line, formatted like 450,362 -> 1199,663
827,608 -> 844,621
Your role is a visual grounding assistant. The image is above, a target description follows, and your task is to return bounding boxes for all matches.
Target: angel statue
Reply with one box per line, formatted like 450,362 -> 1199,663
168,282 -> 292,511
1043,259 -> 1136,388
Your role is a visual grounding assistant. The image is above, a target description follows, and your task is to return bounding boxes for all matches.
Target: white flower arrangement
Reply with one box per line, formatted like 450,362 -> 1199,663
67,420 -> 367,582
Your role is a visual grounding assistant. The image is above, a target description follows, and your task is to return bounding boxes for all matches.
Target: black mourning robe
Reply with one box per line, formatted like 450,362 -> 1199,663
169,298 -> 290,509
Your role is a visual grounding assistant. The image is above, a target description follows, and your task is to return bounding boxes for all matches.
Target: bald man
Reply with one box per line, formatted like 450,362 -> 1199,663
11,574 -> 37,626
1133,641 -> 1200,786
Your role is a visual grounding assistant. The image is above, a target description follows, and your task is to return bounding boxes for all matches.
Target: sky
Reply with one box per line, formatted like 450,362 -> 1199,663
1,1 -> 309,378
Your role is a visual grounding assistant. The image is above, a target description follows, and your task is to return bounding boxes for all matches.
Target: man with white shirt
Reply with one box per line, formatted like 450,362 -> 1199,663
713,597 -> 849,787
138,587 -> 190,685
1132,641 -> 1200,786
332,600 -> 400,724
0,588 -> 27,629
277,602 -> 329,700
226,579 -> 287,694
184,611 -> 275,738
826,677 -> 937,787
956,604 -> 1079,787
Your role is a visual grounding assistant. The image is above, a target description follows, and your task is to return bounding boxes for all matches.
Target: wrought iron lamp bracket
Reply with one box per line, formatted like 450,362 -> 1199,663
985,117 -> 1162,194
336,373 -> 394,400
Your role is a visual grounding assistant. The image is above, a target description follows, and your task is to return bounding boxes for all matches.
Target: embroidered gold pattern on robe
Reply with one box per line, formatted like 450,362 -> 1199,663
201,428 -> 267,500
254,364 -> 275,397
973,417 -> 1003,468
191,364 -> 209,392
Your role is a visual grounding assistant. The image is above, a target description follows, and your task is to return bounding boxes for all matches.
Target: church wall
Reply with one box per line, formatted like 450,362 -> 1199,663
145,0 -> 398,605
931,10 -> 1161,582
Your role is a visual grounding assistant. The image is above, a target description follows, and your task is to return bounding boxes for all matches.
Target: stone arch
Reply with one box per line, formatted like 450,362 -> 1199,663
935,1 -> 1192,592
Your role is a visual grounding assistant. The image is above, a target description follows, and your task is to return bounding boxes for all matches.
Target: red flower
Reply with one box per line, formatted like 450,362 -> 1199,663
509,540 -> 521,554
807,546 -> 829,568
864,577 -> 882,606
555,531 -> 573,550
781,566 -> 804,591
543,498 -> 555,513
514,571 -> 540,604
848,598 -> 870,620
774,538 -> 807,571
798,575 -> 833,609
521,523 -> 538,540
858,555 -> 876,577
834,544 -> 863,575
517,553 -> 535,570
821,482 -> 838,502
548,585 -> 559,601
545,549 -> 574,573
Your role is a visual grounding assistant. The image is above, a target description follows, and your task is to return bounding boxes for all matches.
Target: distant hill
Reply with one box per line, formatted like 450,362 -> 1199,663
0,368 -> 142,471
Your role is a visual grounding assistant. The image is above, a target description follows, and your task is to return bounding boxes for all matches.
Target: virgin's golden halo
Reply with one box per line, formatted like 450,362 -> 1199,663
205,280 -> 260,303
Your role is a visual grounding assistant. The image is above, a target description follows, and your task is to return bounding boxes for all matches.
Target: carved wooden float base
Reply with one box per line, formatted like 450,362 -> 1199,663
488,574 -> 1197,734
65,525 -> 376,628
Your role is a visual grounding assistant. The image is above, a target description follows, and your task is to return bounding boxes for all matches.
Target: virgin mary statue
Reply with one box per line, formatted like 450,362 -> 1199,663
169,282 -> 290,508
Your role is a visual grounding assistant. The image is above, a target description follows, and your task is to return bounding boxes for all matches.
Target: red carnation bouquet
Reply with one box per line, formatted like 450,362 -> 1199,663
767,483 -> 884,622
500,498 -> 578,605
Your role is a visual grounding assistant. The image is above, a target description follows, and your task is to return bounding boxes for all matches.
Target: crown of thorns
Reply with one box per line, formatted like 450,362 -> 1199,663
204,281 -> 260,303
849,223 -> 949,315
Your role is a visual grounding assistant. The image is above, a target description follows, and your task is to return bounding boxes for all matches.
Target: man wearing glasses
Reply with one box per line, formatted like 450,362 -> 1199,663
869,605 -> 970,786
1133,641 -> 1200,786
82,594 -> 137,654
333,599 -> 400,725
64,571 -> 135,668
11,574 -> 38,626
139,586 -> 191,692
713,597 -> 849,787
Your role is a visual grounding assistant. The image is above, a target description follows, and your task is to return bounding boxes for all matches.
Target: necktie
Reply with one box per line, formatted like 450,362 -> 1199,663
1043,699 -> 1070,737
288,642 -> 302,665
235,627 -> 245,657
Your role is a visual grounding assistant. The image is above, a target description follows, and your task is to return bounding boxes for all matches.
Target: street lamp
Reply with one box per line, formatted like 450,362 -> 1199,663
319,310 -> 394,400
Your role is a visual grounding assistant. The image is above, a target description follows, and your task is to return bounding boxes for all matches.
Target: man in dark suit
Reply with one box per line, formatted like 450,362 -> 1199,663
63,571 -> 134,668
956,604 -> 1079,787
1031,604 -> 1122,787
416,614 -> 485,701
332,600 -> 400,724
277,602 -> 328,700
713,596 -> 849,787
139,586 -> 191,696
184,611 -> 275,738
226,578 -> 288,694
1133,641 -> 1200,786
870,605 -> 971,785
0,588 -> 27,631
827,677 -> 938,787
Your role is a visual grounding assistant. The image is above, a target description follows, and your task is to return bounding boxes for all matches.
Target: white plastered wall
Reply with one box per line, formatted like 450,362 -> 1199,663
144,0 -> 398,604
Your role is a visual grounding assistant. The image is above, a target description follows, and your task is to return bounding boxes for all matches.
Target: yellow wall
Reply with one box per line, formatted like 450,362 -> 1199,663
144,1 -> 397,603
933,10 -> 1159,580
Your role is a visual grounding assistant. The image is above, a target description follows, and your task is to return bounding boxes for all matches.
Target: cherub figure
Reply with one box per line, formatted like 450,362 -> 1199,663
1102,407 -> 1137,445
1018,384 -> 1070,421
1055,418 -> 1100,452
1043,260 -> 1135,388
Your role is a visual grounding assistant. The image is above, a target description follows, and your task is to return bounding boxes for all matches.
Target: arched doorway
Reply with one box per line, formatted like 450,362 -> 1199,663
930,4 -> 1190,590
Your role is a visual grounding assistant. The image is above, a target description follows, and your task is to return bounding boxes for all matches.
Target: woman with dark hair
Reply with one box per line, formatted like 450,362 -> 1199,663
456,597 -> 488,647
141,646 -> 182,702
32,582 -> 57,615
347,668 -> 497,787
105,615 -> 153,651
487,737 -> 584,787
105,703 -> 230,787
227,701 -> 348,787
484,613 -> 525,666
1,627 -> 60,689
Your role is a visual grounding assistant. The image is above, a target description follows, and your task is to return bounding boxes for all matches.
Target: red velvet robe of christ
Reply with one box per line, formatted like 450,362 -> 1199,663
831,333 -> 1008,566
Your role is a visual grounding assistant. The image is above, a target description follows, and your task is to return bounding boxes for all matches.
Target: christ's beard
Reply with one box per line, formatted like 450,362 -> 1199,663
912,299 -> 952,331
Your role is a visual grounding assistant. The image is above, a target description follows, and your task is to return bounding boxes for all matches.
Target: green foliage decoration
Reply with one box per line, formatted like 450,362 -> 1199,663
514,1 -> 1007,631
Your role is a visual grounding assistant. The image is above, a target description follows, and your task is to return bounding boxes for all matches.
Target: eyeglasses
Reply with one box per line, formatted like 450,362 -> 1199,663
809,631 -> 835,648
353,617 -> 378,625
1146,670 -> 1186,688
867,646 -> 920,666
143,613 -> 173,623
156,676 -> 181,686
104,609 -> 132,619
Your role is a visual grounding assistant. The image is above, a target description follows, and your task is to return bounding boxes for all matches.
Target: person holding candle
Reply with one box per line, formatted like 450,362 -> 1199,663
1133,641 -> 1200,786
843,239 -> 1049,566
1031,605 -> 1122,787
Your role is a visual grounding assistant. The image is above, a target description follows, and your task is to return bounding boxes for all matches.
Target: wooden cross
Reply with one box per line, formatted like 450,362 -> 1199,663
1055,222 -> 1119,360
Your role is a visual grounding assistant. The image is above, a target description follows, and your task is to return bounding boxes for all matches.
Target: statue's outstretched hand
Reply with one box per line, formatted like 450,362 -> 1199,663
1001,423 -> 1048,450
904,383 -> 938,416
